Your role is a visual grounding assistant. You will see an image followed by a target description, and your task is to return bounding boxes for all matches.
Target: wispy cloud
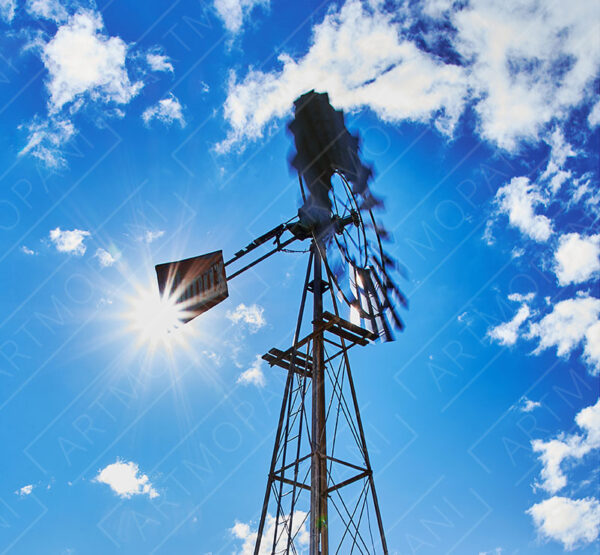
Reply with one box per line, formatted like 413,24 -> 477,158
0,0 -> 15,22
49,227 -> 90,255
138,229 -> 165,244
20,245 -> 37,255
142,93 -> 186,127
19,117 -> 76,168
227,303 -> 266,332
94,459 -> 158,499
26,0 -> 68,23
214,0 -> 269,34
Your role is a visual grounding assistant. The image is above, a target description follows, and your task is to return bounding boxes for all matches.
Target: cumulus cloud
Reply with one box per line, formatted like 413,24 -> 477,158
527,399 -> 600,550
214,0 -> 269,34
20,245 -> 37,255
452,0 -> 599,150
493,177 -> 553,242
94,247 -> 120,267
142,94 -> 186,127
554,233 -> 600,286
16,484 -> 34,496
0,0 -> 15,22
231,511 -> 309,554
532,398 -> 600,494
49,227 -> 90,255
94,459 -> 158,499
227,303 -> 266,332
217,0 -> 467,152
237,355 -> 265,387
488,293 -> 534,346
527,294 -> 600,374
527,496 -> 600,551
42,10 -> 142,113
217,0 -> 600,153
18,7 -> 175,165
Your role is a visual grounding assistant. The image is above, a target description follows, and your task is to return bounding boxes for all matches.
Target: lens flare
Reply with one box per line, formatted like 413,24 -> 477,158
123,280 -> 190,352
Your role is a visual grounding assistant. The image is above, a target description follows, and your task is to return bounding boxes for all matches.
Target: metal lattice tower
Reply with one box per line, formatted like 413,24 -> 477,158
254,244 -> 388,554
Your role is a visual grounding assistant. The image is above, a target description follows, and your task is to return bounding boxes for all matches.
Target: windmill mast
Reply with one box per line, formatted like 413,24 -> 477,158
311,242 -> 328,553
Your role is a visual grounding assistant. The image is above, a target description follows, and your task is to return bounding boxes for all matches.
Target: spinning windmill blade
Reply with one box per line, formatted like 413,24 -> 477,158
288,90 -> 406,341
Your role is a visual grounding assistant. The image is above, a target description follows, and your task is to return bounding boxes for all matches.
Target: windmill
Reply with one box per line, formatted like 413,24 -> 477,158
155,91 -> 406,554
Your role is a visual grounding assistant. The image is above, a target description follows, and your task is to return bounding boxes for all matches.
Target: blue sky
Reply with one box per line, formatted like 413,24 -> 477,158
0,0 -> 599,553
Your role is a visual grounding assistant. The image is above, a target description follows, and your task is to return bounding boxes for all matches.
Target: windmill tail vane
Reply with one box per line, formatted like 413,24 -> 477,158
154,90 -> 406,554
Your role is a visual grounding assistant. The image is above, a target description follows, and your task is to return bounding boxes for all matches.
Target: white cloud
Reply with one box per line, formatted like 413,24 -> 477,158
0,0 -> 15,22
49,227 -> 90,255
231,511 -> 309,554
94,247 -> 120,267
42,10 -> 143,113
139,229 -> 164,244
554,233 -> 600,286
237,355 -> 265,387
146,52 -> 173,73
478,549 -> 502,555
516,397 -> 541,413
26,0 -> 68,22
142,93 -> 185,127
214,0 -> 269,34
218,0 -> 600,153
94,459 -> 158,499
452,0 -> 600,151
227,303 -> 266,332
488,293 -> 534,346
20,245 -> 37,255
16,484 -> 34,496
507,292 -> 535,303
494,177 -> 553,242
18,117 -> 76,167
539,129 -> 575,194
589,101 -> 600,128
489,304 -> 530,346
527,496 -> 600,551
532,398 -> 600,494
527,294 -> 600,374
19,9 -> 149,165
217,0 -> 467,152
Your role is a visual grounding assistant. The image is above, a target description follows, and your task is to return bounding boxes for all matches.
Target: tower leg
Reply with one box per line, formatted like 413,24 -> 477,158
310,244 -> 329,554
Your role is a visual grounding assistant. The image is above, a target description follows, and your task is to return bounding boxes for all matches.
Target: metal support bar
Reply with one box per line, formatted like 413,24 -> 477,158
326,470 -> 370,495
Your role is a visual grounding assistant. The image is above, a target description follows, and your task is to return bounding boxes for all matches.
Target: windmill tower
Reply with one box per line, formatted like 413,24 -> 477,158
155,91 -> 405,554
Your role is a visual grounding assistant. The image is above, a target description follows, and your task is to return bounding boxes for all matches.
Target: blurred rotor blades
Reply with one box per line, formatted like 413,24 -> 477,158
289,90 -> 373,228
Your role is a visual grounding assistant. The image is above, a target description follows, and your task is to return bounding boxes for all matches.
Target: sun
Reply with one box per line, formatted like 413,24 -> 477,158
122,279 -> 190,353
